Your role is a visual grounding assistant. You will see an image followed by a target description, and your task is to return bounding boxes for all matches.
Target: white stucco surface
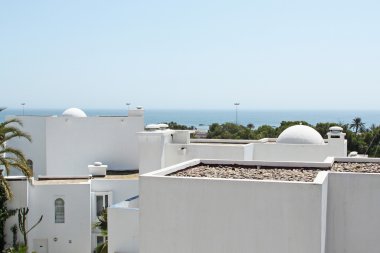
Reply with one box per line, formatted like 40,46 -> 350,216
28,182 -> 92,253
326,172 -> 380,253
45,116 -> 143,175
109,202 -> 139,253
277,125 -> 324,145
140,161 -> 328,253
91,178 -> 139,204
164,143 -> 252,167
5,116 -> 47,177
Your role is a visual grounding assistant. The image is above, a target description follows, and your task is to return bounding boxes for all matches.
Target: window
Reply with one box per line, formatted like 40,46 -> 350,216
93,192 -> 112,217
55,198 -> 65,223
96,235 -> 107,245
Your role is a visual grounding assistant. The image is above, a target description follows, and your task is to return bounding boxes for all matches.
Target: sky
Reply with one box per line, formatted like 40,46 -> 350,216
0,0 -> 379,110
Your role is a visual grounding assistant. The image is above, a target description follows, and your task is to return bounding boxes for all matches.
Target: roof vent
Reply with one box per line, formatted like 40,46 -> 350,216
88,162 -> 107,177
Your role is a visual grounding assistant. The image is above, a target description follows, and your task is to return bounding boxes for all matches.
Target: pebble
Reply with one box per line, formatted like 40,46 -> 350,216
169,164 -> 324,182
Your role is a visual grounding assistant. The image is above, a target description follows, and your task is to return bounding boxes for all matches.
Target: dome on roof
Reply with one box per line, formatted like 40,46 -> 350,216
277,125 -> 324,145
62,108 -> 87,118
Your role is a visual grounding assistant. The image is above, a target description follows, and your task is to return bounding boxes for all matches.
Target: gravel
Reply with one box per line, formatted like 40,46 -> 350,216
332,162 -> 380,173
169,164 -> 327,182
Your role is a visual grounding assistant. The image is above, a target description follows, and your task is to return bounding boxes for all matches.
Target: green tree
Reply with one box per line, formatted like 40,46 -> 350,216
350,117 -> 365,134
315,122 -> 339,138
163,122 -> 194,130
247,123 -> 254,130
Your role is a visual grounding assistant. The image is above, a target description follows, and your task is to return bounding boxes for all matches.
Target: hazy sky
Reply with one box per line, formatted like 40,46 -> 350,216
1,0 -> 379,110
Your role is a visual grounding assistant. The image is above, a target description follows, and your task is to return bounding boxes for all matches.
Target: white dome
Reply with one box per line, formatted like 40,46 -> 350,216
277,125 -> 324,145
62,108 -> 87,118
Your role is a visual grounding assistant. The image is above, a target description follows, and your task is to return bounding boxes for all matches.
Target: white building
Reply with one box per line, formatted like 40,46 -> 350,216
4,108 -> 143,253
138,157 -> 380,253
6,108 -> 372,253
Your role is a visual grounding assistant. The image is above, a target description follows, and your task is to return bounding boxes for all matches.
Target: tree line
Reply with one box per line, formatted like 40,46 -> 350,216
165,117 -> 380,157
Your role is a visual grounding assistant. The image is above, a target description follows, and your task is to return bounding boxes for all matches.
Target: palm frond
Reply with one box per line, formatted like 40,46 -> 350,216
0,174 -> 12,200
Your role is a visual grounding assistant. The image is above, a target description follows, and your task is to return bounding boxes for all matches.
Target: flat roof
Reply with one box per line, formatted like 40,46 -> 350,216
167,161 -> 380,182
169,164 -> 327,182
332,162 -> 380,173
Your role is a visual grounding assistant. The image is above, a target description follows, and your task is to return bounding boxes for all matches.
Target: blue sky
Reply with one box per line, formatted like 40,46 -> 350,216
1,0 -> 379,110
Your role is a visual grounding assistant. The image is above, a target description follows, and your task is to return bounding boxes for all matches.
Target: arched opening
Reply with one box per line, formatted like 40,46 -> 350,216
55,198 -> 65,223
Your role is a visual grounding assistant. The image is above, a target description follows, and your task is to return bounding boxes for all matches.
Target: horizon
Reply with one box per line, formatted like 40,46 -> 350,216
2,107 -> 380,112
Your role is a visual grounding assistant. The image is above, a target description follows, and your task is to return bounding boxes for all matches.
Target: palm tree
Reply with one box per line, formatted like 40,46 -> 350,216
247,123 -> 255,130
350,117 -> 365,135
0,118 -> 32,200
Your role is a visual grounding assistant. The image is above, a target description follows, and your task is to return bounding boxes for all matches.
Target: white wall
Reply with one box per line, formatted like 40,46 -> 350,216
253,143 -> 337,162
164,143 -> 252,167
5,116 -> 47,177
326,172 -> 380,253
5,179 -> 29,249
27,182 -> 92,253
46,116 -> 143,175
140,164 -> 328,253
138,131 -> 174,175
91,179 -> 139,204
108,201 -> 139,253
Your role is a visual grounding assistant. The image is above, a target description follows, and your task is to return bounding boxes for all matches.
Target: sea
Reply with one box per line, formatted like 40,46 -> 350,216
1,109 -> 380,130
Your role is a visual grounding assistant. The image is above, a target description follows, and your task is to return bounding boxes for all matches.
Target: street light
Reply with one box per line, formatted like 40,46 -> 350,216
234,102 -> 240,125
126,102 -> 131,110
0,107 -> 6,112
21,103 -> 26,116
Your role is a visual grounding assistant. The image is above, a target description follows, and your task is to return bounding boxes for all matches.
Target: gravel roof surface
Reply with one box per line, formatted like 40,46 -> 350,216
332,162 -> 380,173
169,164 -> 327,182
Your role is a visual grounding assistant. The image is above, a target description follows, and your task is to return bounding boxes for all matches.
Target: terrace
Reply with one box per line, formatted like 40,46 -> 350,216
139,157 -> 380,253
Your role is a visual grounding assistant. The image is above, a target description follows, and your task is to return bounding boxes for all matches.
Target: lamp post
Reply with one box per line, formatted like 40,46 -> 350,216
126,102 -> 131,110
234,102 -> 240,125
21,103 -> 26,116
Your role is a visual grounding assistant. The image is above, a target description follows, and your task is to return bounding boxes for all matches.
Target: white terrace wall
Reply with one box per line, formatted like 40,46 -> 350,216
164,143 -> 254,168
252,143 -> 341,162
27,182 -> 92,253
46,116 -> 143,176
108,201 -> 139,253
140,173 -> 328,253
326,172 -> 380,253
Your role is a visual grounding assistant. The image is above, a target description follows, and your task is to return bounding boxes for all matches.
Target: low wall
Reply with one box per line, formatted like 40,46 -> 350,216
253,143 -> 332,162
109,201 -> 139,253
140,160 -> 328,253
326,172 -> 380,253
164,143 -> 253,167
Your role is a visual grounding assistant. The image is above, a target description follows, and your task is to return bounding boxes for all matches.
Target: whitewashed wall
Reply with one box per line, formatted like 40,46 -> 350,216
27,182 -> 92,253
91,179 -> 139,204
164,143 -> 253,167
140,167 -> 328,253
253,143 -> 342,162
108,201 -> 139,253
5,116 -> 47,177
326,172 -> 380,253
46,116 -> 143,175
